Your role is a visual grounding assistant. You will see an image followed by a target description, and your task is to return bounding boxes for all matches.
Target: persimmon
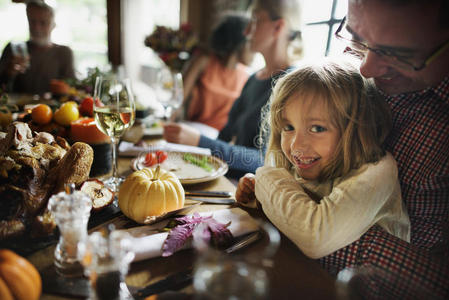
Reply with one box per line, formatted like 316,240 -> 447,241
31,104 -> 53,125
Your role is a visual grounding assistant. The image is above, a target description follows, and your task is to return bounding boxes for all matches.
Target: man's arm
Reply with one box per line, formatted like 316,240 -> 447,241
320,225 -> 449,299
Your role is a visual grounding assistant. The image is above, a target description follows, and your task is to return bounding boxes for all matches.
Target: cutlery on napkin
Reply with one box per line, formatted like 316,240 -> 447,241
131,230 -> 262,299
127,208 -> 259,262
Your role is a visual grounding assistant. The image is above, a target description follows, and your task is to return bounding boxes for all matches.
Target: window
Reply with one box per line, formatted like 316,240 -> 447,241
121,0 -> 181,82
302,0 -> 347,59
0,1 -> 28,51
54,0 -> 108,78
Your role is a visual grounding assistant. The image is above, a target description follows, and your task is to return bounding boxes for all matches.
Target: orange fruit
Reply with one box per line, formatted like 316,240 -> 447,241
31,104 -> 53,125
49,79 -> 70,95
54,102 -> 79,126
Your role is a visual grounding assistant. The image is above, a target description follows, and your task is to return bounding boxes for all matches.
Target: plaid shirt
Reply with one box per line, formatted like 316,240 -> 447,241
320,77 -> 449,299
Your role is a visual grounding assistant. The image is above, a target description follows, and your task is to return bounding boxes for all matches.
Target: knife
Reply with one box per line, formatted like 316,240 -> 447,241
186,197 -> 236,205
132,231 -> 262,299
185,190 -> 233,198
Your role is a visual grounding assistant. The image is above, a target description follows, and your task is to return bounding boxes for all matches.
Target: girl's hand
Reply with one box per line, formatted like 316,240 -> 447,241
163,122 -> 200,146
235,173 -> 256,206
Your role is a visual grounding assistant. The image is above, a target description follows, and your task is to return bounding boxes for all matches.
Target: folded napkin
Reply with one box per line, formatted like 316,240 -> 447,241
127,208 -> 259,262
118,141 -> 211,157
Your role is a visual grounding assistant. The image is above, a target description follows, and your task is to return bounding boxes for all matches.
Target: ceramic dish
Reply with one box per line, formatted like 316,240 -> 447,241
131,151 -> 228,184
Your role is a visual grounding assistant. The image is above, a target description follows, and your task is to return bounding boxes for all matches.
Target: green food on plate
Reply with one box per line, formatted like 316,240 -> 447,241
183,153 -> 213,172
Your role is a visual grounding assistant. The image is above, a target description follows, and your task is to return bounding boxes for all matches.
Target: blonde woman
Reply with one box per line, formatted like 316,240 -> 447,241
163,0 -> 303,178
236,59 -> 410,258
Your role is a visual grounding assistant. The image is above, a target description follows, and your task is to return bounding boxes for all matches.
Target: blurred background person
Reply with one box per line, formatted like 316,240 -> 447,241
0,0 -> 75,95
181,12 -> 253,131
163,0 -> 304,179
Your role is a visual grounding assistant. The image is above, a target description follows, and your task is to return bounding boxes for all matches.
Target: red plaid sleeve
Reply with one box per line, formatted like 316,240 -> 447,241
320,225 -> 449,299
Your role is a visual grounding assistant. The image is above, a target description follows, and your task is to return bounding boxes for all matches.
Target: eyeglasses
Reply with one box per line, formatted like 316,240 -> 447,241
335,17 -> 449,71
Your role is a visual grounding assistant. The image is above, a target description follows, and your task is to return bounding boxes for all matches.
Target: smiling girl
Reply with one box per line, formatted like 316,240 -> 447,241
236,59 -> 410,258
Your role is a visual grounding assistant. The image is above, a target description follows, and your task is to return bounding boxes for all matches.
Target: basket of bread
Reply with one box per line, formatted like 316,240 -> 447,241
0,122 -> 96,240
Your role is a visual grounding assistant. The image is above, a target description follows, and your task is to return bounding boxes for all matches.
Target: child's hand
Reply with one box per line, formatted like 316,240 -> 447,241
235,173 -> 256,206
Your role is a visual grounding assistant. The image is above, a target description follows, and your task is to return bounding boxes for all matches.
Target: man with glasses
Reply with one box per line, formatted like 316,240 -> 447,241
320,0 -> 449,298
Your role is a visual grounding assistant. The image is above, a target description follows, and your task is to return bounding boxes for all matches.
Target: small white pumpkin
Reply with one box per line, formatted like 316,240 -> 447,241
118,166 -> 185,223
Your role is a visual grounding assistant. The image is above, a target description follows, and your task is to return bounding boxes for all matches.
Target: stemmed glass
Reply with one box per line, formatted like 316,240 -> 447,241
154,68 -> 183,121
93,76 -> 135,194
10,41 -> 30,70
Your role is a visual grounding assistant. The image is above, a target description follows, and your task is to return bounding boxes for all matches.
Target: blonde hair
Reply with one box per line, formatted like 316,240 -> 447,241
250,0 -> 304,62
262,58 -> 392,182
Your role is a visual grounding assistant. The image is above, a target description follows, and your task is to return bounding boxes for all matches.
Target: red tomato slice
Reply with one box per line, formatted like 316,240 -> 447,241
156,150 -> 168,163
144,152 -> 157,166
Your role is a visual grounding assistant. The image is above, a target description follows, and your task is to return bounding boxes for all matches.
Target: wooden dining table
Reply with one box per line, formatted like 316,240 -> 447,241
26,146 -> 337,300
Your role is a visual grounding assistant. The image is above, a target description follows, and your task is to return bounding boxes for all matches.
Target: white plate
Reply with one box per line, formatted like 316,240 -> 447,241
131,151 -> 228,184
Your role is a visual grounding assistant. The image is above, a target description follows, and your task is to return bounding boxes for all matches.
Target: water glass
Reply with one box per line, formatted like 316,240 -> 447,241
193,222 -> 280,300
79,226 -> 135,300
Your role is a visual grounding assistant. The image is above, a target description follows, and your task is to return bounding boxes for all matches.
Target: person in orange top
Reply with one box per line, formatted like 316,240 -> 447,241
182,13 -> 253,130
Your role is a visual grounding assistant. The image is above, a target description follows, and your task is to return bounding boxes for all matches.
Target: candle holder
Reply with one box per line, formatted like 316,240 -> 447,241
48,188 -> 92,277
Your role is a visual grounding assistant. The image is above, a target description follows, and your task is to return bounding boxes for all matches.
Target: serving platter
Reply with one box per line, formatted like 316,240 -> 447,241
131,151 -> 228,184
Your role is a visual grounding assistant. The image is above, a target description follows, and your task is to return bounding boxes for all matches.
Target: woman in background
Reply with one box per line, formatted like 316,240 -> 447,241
182,13 -> 253,131
164,0 -> 303,179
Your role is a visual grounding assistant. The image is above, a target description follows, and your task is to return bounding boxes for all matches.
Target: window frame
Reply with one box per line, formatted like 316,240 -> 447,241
304,0 -> 343,56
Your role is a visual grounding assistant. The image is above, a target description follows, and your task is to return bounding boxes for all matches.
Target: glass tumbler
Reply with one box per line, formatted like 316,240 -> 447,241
193,222 -> 280,300
79,226 -> 135,300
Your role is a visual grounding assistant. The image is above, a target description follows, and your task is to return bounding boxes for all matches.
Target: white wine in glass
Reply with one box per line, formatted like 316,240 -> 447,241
95,107 -> 134,138
93,77 -> 135,196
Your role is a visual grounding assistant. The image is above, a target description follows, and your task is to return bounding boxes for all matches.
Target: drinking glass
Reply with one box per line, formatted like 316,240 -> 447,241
193,222 -> 280,300
93,77 -> 135,194
154,68 -> 183,121
79,225 -> 135,300
10,41 -> 30,71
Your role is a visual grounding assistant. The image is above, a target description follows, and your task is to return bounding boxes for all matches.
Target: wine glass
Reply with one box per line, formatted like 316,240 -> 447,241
93,76 -> 136,194
10,41 -> 30,73
155,68 -> 183,121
